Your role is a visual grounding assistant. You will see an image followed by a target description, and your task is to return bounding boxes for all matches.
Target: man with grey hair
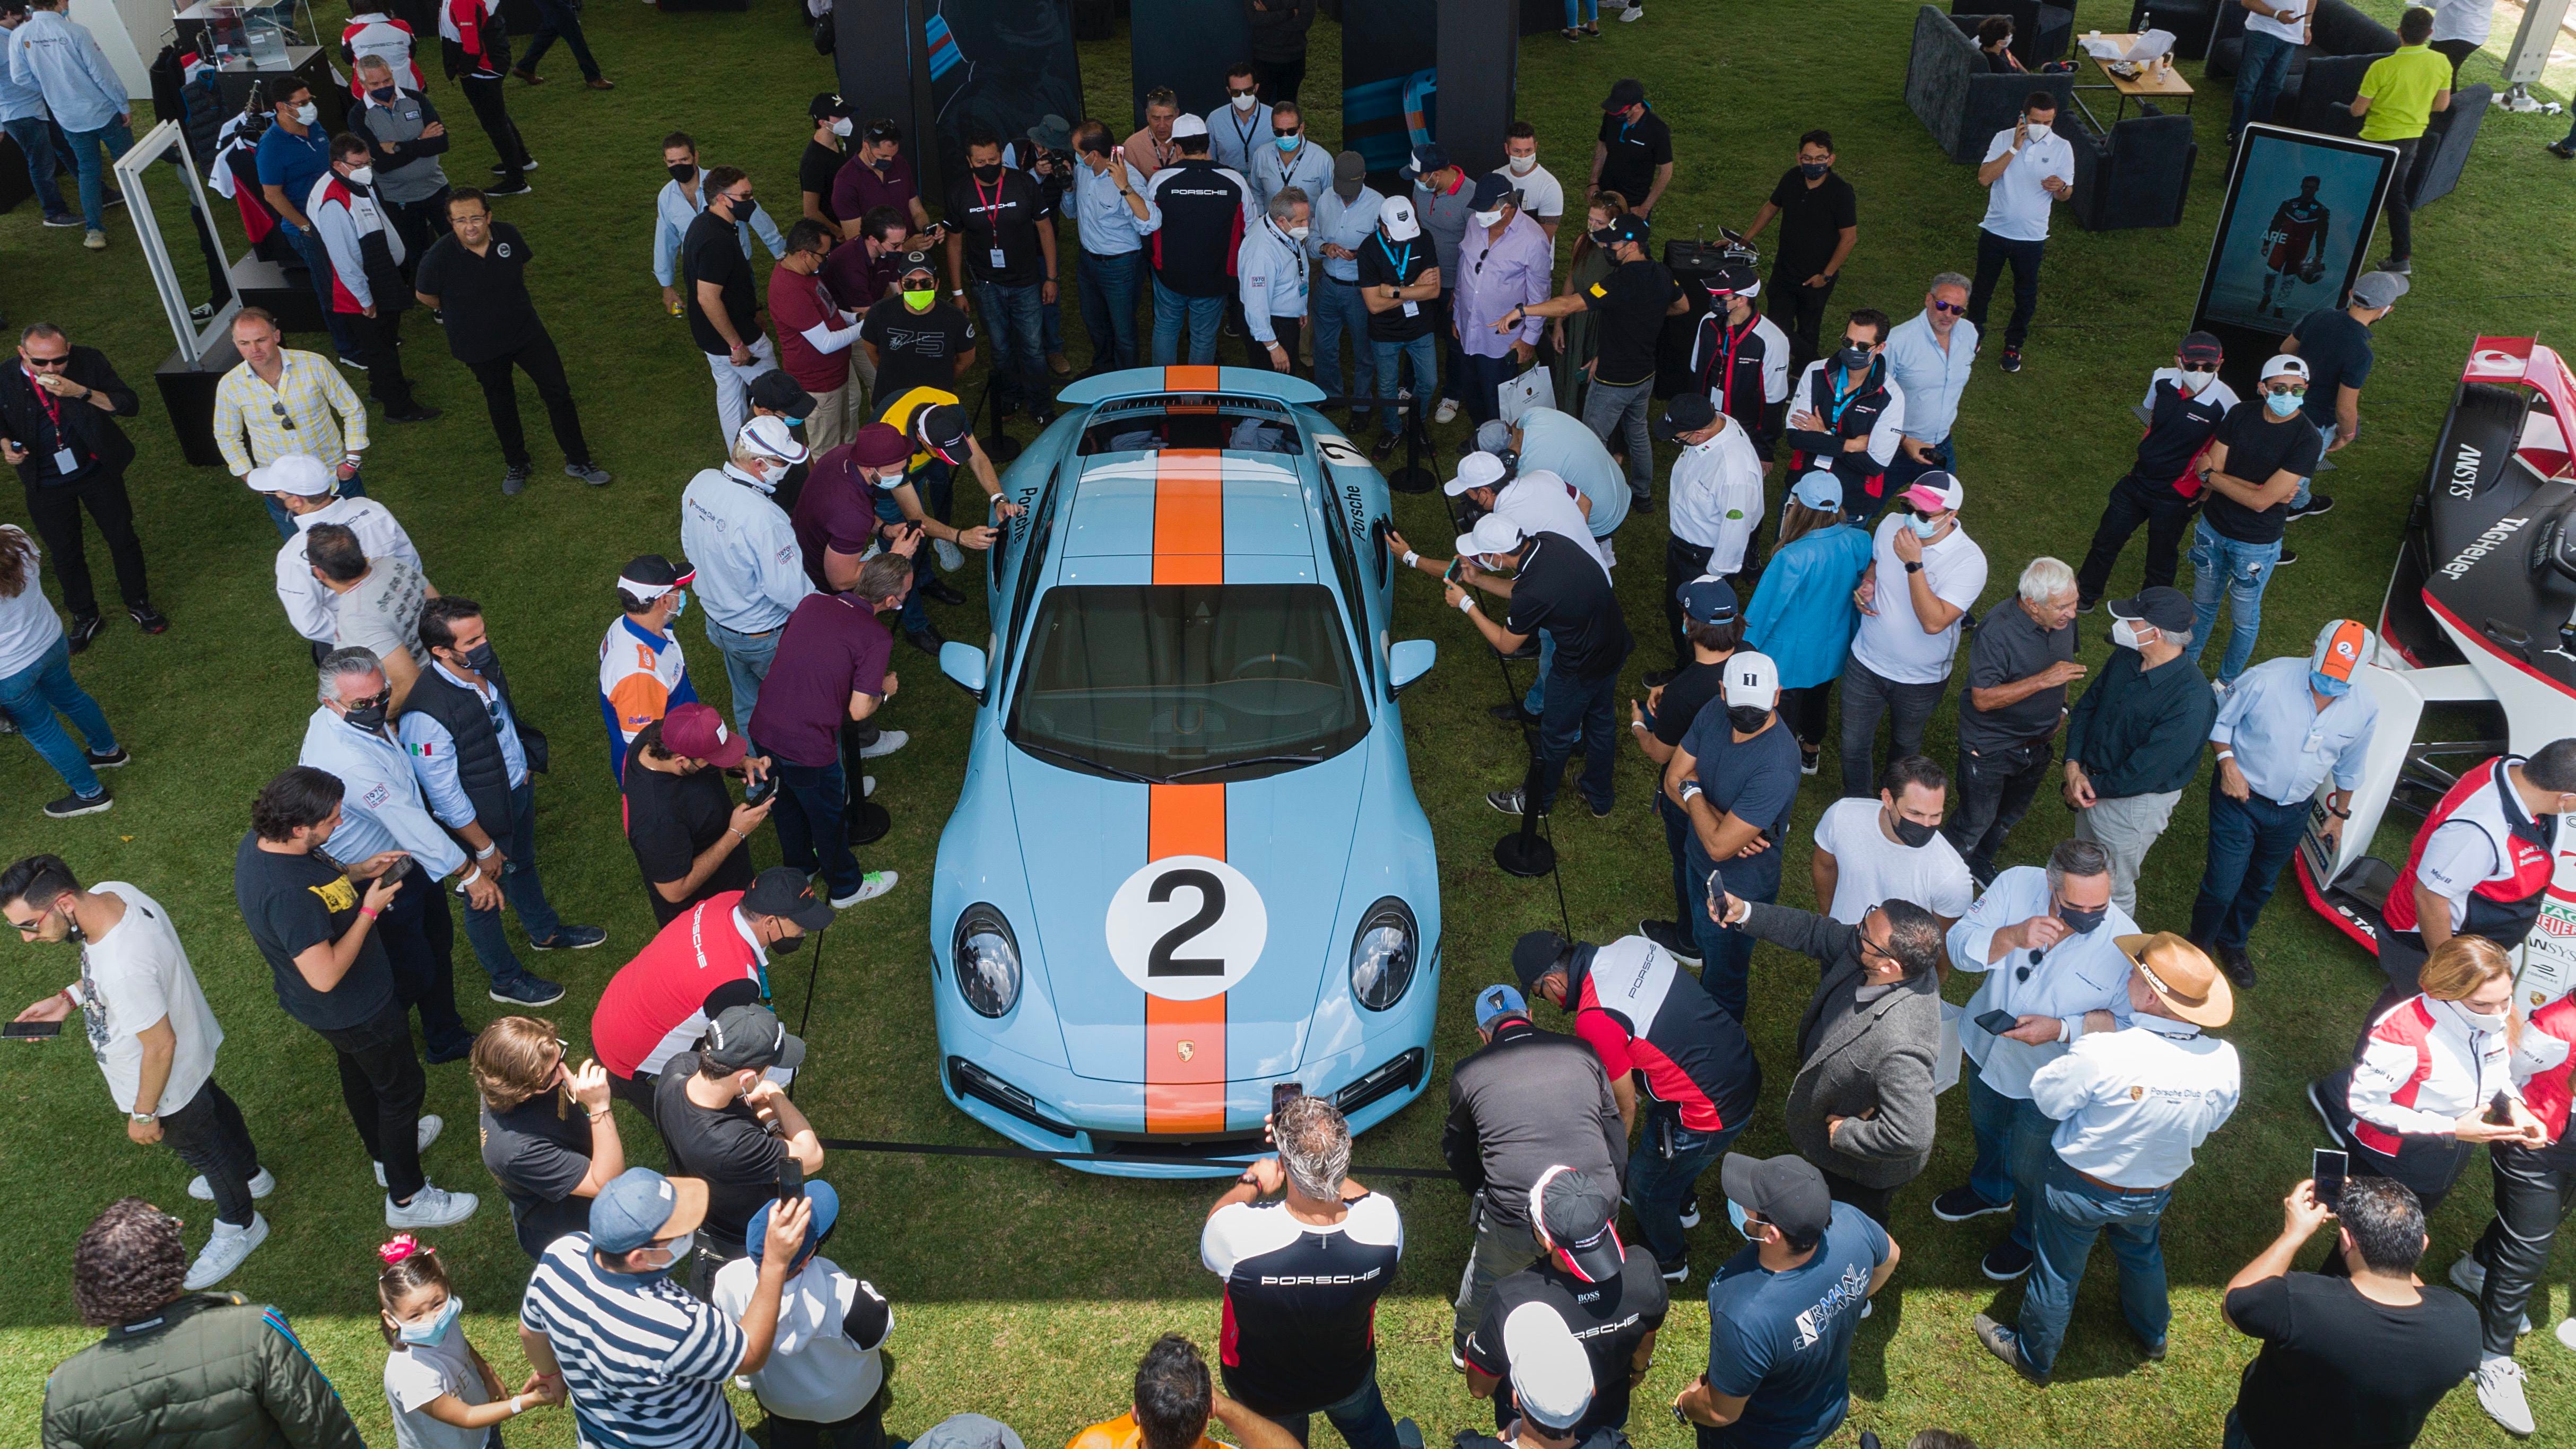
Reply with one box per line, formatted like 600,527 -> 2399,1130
1200,1096 -> 1413,1449
299,645 -> 501,1062
1882,272 -> 1978,499
1240,186 -> 1312,374
2063,586 -> 2216,914
1946,555 -> 2083,886
349,53 -> 451,264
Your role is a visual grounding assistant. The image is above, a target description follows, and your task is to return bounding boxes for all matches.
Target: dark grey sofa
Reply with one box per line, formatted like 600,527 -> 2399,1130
1907,6 -> 2077,163
2067,108 -> 2197,230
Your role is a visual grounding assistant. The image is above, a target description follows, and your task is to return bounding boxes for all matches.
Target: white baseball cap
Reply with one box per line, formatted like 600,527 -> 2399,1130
1725,650 -> 1781,712
1455,512 -> 1525,560
1898,470 -> 1963,514
246,454 -> 334,497
1501,1302 -> 1596,1433
2260,354 -> 2310,382
1169,113 -> 1209,141
1442,451 -> 1508,496
1380,195 -> 1422,242
737,414 -> 811,465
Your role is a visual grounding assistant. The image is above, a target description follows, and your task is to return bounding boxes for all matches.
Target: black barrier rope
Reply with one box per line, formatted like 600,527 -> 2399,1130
811,1136 -> 1458,1180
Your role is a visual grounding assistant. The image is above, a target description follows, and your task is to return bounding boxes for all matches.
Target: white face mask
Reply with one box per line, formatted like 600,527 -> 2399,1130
1506,153 -> 1538,175
1285,224 -> 1310,240
2457,1005 -> 2509,1033
348,164 -> 373,185
1230,92 -> 1259,112
293,101 -> 318,125
830,117 -> 854,138
1471,207 -> 1504,229
2180,366 -> 2219,394
2024,120 -> 2051,141
2110,619 -> 2148,650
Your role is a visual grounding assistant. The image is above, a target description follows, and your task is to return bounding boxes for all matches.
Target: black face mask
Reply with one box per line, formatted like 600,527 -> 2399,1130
1798,161 -> 1829,179
368,85 -> 398,104
971,162 -> 1004,183
1726,705 -> 1771,735
344,701 -> 390,734
1832,344 -> 1871,373
766,932 -> 806,957
668,162 -> 697,184
2058,902 -> 2109,936
462,641 -> 499,673
1891,816 -> 1939,849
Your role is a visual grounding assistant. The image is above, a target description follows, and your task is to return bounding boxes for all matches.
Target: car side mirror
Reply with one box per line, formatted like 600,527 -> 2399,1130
939,641 -> 989,702
1388,639 -> 1436,696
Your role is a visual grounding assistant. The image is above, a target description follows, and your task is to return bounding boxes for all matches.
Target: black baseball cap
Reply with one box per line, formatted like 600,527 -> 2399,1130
2108,586 -> 2194,635
1720,1152 -> 1832,1242
1512,930 -> 1570,994
702,1002 -> 806,1073
1531,1166 -> 1626,1283
1591,214 -> 1647,249
897,250 -> 938,283
913,403 -> 973,465
750,370 -> 816,421
1654,392 -> 1718,441
2178,331 -> 2224,365
810,92 -> 852,122
1602,77 -> 1646,112
742,865 -> 837,930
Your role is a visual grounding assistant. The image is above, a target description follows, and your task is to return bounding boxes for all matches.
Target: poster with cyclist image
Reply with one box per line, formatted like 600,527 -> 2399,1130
2195,124 -> 2397,335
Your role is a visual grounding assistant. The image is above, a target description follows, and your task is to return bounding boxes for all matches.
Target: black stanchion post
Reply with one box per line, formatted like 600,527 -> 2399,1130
978,373 -> 1023,465
797,924 -> 828,1037
1387,394 -> 1436,494
1494,748 -> 1557,877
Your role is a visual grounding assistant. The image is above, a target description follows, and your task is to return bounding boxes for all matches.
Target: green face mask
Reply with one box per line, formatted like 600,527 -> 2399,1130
903,288 -> 935,310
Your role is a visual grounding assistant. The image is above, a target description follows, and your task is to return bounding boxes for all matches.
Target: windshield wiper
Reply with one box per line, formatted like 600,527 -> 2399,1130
1159,753 -> 1328,782
1010,738 -> 1160,785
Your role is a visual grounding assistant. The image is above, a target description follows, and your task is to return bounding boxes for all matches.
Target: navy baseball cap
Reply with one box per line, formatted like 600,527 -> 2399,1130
589,1167 -> 708,1253
1403,142 -> 1450,179
1677,575 -> 1739,625
1591,213 -> 1647,248
746,1179 -> 840,1267
1531,1165 -> 1626,1284
1468,172 -> 1517,212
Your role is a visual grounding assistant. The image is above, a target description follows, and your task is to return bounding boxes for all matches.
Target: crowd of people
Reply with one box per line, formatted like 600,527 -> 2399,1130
9,0 -> 2576,1445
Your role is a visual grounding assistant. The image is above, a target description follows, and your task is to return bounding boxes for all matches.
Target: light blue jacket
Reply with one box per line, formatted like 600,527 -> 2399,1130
1742,521 -> 1874,690
653,176 -> 787,288
7,10 -> 124,134
1,25 -> 53,124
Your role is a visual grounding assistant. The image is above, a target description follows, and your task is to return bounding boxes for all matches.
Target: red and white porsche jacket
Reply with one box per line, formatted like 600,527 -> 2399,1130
341,13 -> 423,96
2512,995 -> 2576,1144
2346,992 -> 2520,1155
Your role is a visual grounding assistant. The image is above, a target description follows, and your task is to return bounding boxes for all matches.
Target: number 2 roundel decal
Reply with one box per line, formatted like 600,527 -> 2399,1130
1104,856 -> 1268,1001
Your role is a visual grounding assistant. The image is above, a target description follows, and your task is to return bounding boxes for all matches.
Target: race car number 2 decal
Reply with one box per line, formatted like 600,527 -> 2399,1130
1106,855 -> 1268,1001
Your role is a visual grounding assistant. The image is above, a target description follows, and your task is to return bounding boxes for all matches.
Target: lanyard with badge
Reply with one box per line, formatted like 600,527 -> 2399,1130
1826,357 -> 1874,431
1712,315 -> 1760,413
972,173 -> 1010,272
24,369 -> 83,477
1378,235 -> 1419,318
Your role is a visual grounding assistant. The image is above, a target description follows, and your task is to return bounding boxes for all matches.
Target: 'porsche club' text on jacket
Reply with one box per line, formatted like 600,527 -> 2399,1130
1442,1017 -> 1628,1233
41,1293 -> 366,1449
1144,158 -> 1251,299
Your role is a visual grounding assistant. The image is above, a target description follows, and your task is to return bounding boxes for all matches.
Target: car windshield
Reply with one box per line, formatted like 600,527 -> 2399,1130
1005,583 -> 1368,783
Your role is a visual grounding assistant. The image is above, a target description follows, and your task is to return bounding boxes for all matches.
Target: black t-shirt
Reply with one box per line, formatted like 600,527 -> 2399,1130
2224,1273 -> 2478,1448
800,141 -> 845,222
1650,658 -> 1729,748
480,1095 -> 594,1260
1355,235 -> 1439,343
2133,376 -> 2234,487
1765,168 -> 1858,283
1594,108 -> 1673,210
623,740 -> 755,928
946,169 -> 1047,286
2200,400 -> 2325,544
414,222 -> 541,364
1583,259 -> 1681,388
860,297 -> 974,402
653,1051 -> 785,1252
232,832 -> 396,1031
683,211 -> 761,357
1957,600 -> 2076,753
1465,1254 -> 1670,1435
1504,533 -> 1635,683
2291,307 -> 2374,428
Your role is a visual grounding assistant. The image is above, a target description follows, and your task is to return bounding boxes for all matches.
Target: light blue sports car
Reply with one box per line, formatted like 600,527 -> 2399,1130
928,365 -> 1442,1176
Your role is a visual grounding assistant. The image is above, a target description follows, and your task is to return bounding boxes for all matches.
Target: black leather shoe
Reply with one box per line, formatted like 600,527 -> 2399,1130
905,622 -> 948,655
920,578 -> 967,606
65,614 -> 103,653
1488,701 -> 1539,725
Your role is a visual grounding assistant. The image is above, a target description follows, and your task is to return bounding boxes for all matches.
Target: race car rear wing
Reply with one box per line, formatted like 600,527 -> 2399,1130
2463,336 -> 2574,480
1056,365 -> 1328,410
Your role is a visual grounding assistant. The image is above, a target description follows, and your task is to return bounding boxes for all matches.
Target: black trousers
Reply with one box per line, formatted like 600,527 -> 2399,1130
377,872 -> 472,1060
1778,683 -> 1831,750
1246,316 -> 1303,372
1945,736 -> 2055,883
767,1381 -> 890,1449
464,327 -> 593,469
2381,135 -> 2421,261
311,1002 -> 429,1201
1252,54 -> 1306,103
23,469 -> 148,619
2470,1140 -> 2576,1355
1822,1166 -> 1894,1226
1661,534 -> 1715,669
1766,266 -> 1838,373
2076,472 -> 2196,605
1968,228 -> 2045,352
385,187 -> 452,266
457,73 -> 530,185
2432,37 -> 2479,82
158,1078 -> 262,1228
347,305 -> 420,409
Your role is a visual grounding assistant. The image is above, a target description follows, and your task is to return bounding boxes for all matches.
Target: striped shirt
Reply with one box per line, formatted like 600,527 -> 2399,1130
212,348 -> 371,477
520,1233 -> 746,1449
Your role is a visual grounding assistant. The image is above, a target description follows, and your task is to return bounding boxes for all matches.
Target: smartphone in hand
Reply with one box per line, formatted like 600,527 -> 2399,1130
1272,1081 -> 1303,1122
3,1020 -> 64,1039
1974,1008 -> 2022,1036
776,1155 -> 805,1204
2487,1088 -> 2517,1126
2312,1147 -> 2347,1211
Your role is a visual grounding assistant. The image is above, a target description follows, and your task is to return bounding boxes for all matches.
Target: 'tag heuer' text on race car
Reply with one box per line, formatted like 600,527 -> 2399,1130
2296,336 -> 2576,1004
926,366 -> 1443,1175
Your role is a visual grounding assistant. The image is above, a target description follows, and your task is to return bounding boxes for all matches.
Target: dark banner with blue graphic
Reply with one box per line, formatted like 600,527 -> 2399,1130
1342,0 -> 1438,178
921,0 -> 1087,191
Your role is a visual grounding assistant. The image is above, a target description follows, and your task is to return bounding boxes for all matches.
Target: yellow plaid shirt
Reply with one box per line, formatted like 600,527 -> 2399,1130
212,349 -> 370,476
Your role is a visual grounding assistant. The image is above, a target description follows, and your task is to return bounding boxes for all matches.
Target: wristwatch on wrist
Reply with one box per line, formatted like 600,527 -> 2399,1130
1237,1173 -> 1263,1191
130,1112 -> 155,1124
1904,560 -> 1923,573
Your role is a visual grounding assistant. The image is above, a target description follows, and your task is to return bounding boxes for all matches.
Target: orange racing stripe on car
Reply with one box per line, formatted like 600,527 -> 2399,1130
1151,449 -> 1226,586
1144,448 -> 1228,1136
1163,365 -> 1222,416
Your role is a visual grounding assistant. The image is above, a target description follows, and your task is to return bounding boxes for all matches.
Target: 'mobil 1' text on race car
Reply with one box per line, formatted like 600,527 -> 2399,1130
926,366 -> 1443,1175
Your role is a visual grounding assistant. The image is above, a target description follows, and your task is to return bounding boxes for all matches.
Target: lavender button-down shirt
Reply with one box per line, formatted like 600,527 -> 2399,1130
1452,212 -> 1553,360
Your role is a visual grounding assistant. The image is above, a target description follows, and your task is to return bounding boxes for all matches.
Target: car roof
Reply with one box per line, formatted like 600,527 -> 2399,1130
1056,450 -> 1319,562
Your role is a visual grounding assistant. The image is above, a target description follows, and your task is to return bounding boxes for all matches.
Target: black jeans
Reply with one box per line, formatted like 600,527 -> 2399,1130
385,187 -> 451,261
2076,472 -> 2196,605
457,73 -> 530,186
23,469 -> 148,618
1822,1166 -> 1894,1226
519,0 -> 602,80
1661,534 -> 1716,670
1530,665 -> 1620,816
2380,135 -> 2421,261
1778,683 -> 1831,752
1968,228 -> 2046,351
1766,266 -> 1838,373
158,1078 -> 262,1228
1246,316 -> 1303,373
767,1382 -> 890,1449
464,327 -> 593,469
1252,53 -> 1306,103
1946,736 -> 2055,883
312,1002 -> 429,1201
377,869 -> 472,1060
349,305 -> 420,410
1838,654 -> 1946,798
2470,1140 -> 2576,1355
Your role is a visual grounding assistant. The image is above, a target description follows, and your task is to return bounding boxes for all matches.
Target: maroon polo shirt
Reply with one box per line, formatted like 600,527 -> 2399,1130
769,262 -> 854,393
831,152 -> 921,233
822,239 -> 906,313
748,591 -> 893,768
788,443 -> 892,591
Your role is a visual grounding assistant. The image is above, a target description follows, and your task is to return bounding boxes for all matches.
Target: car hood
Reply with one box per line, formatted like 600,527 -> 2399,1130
1004,742 -> 1368,1097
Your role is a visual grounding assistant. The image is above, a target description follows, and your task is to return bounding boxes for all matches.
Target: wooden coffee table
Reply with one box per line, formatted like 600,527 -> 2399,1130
2083,31 -> 2196,123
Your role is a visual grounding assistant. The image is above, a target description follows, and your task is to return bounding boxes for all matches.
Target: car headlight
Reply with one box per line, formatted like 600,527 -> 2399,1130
1348,898 -> 1416,1011
952,904 -> 1022,1018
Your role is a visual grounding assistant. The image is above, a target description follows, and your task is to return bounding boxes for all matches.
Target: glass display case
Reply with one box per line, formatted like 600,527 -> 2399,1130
177,0 -> 315,72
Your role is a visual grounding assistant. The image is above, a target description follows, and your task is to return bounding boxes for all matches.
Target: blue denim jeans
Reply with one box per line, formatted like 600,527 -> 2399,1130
2231,29 -> 2299,140
1581,373 -> 1656,501
59,118 -> 131,233
1521,630 -> 1553,713
263,469 -> 369,539
1370,333 -> 1438,437
2188,518 -> 2280,685
4,115 -> 70,219
1685,829 -> 1781,1024
0,635 -> 116,797
1657,791 -> 1699,933
1967,1064 -> 2053,1252
2016,1152 -> 2172,1374
1531,663 -> 1617,817
460,780 -> 567,990
972,280 -> 1049,415
2189,781 -> 2311,951
519,0 -> 603,80
2290,420 -> 2336,511
1310,277 -> 1376,405
763,738 -> 861,898
1151,275 -> 1225,365
1630,1114 -> 1743,1267
703,616 -> 782,735
1256,1365 -> 1401,1449
1563,0 -> 1598,20
1077,249 -> 1143,370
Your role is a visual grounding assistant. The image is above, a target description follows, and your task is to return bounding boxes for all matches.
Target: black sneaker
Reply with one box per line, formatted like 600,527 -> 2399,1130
1981,1238 -> 2036,1282
128,603 -> 168,634
488,975 -> 567,1007
1485,787 -> 1531,816
501,465 -> 530,496
1658,1258 -> 1690,1284
1799,745 -> 1820,776
1488,700 -> 1539,725
45,789 -> 112,818
2274,546 -> 2297,567
2287,493 -> 2335,521
1999,347 -> 2023,373
529,927 -> 605,952
66,614 -> 103,653
484,179 -> 534,197
1678,1194 -> 1702,1229
85,747 -> 132,769
2216,942 -> 2257,988
1371,431 -> 1399,461
2379,257 -> 2411,276
1932,1184 -> 2012,1222
2552,139 -> 2576,160
2076,598 -> 2098,615
1640,918 -> 1701,964
491,159 -> 539,175
919,578 -> 967,606
1587,797 -> 1614,819
386,405 -> 442,424
336,354 -> 369,371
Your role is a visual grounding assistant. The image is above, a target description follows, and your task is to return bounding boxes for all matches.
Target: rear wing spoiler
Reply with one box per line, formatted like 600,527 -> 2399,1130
2464,337 -> 2575,479
1055,365 -> 1327,409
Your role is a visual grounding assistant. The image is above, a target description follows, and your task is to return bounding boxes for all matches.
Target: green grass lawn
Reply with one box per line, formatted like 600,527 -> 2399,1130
6,1 -> 2576,1444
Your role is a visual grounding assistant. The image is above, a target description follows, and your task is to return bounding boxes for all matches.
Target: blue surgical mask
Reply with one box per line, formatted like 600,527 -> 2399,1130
2265,390 -> 2303,418
1727,1201 -> 1760,1241
669,589 -> 689,621
1274,134 -> 1300,153
396,1295 -> 462,1347
1907,513 -> 1940,539
2310,669 -> 2351,697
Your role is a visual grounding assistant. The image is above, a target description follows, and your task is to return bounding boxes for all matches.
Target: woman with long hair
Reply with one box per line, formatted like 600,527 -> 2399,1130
472,1015 -> 629,1261
1740,472 -> 1873,775
1550,191 -> 1630,416
0,523 -> 125,817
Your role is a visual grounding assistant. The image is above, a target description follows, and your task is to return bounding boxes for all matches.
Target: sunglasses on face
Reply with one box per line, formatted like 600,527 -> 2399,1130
1928,300 -> 1966,315
1272,128 -> 1298,138
2182,364 -> 2217,374
25,354 -> 72,369
345,688 -> 393,713
1228,86 -> 1258,98
2266,382 -> 2308,396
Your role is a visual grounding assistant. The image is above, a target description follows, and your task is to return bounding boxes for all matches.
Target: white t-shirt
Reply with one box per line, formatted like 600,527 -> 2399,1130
710,1253 -> 891,1423
0,528 -> 65,678
1494,471 -> 1609,574
1978,126 -> 2075,243
77,884 -> 222,1117
2431,0 -> 2493,45
1811,797 -> 1975,926
2246,0 -> 2311,43
2414,820 -> 2502,931
1849,514 -> 1989,686
382,1308 -> 492,1449
1495,160 -> 1564,223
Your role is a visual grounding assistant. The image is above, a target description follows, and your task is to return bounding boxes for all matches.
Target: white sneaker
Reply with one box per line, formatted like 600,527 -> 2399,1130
934,538 -> 965,573
863,775 -> 876,798
2477,1355 -> 2536,1436
183,1212 -> 269,1290
386,1183 -> 479,1229
832,871 -> 899,909
2557,1317 -> 2576,1352
1432,398 -> 1461,425
372,1115 -> 445,1187
189,1167 -> 275,1201
859,729 -> 909,759
1620,2 -> 1644,19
